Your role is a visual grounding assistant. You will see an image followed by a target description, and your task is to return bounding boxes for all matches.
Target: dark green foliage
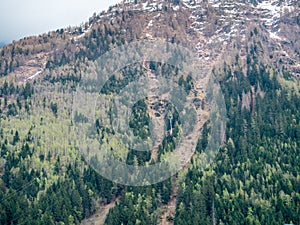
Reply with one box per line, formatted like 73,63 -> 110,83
129,99 -> 151,140
126,148 -> 151,166
100,64 -> 144,94
23,82 -> 33,99
196,122 -> 209,153
83,166 -> 115,204
105,178 -> 172,225
0,162 -> 98,224
7,103 -> 17,116
44,73 -> 81,84
50,102 -> 58,117
12,130 -> 19,145
105,191 -> 156,225
173,0 -> 180,5
0,18 -> 299,225
174,43 -> 300,225
74,111 -> 89,123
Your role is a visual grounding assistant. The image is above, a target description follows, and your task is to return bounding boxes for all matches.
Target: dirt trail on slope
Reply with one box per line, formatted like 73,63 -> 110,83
81,200 -> 117,225
159,178 -> 178,225
157,65 -> 211,225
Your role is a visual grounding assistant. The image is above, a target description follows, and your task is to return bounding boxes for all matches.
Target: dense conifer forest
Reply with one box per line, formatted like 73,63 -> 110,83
0,0 -> 299,224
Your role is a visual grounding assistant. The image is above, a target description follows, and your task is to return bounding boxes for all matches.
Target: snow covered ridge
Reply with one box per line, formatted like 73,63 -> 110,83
114,0 -> 297,44
191,0 -> 298,41
107,0 -> 179,12
64,0 -> 297,50
254,0 -> 298,40
120,0 -> 299,16
181,0 -> 299,11
104,0 -> 299,13
256,0 -> 297,24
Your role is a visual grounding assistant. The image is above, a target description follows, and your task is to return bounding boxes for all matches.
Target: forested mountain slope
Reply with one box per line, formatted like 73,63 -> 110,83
0,0 -> 299,224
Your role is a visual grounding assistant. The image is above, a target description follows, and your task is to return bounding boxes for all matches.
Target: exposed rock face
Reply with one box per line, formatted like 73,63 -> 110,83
0,0 -> 299,82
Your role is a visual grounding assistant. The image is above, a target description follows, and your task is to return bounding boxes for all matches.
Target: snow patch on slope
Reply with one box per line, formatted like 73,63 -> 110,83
269,31 -> 282,40
26,70 -> 42,81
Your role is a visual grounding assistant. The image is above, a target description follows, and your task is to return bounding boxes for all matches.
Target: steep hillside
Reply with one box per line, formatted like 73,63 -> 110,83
1,0 -> 299,81
0,0 -> 299,225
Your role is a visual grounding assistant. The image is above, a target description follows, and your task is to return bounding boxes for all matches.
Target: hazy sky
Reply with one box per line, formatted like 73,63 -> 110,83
0,0 -> 121,43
